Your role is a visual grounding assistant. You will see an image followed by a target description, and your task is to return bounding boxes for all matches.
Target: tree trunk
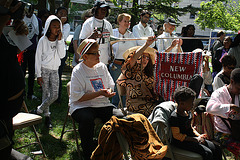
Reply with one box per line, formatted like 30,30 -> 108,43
35,0 -> 47,12
48,0 -> 56,14
63,0 -> 71,8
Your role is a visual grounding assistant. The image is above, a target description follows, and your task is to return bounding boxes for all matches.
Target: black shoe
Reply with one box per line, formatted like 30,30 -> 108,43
45,117 -> 52,129
30,109 -> 39,115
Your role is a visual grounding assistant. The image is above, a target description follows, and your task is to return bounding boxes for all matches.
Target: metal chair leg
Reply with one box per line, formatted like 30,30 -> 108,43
60,111 -> 69,142
31,125 -> 47,158
72,118 -> 81,158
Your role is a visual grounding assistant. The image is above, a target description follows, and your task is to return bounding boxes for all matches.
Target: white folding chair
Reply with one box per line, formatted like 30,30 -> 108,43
13,101 -> 46,158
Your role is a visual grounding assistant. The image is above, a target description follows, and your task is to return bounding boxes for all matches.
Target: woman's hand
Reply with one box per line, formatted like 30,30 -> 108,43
60,17 -> 67,25
13,19 -> 28,35
100,89 -> 116,98
196,136 -> 205,144
145,36 -> 156,46
89,28 -> 102,40
58,31 -> 62,40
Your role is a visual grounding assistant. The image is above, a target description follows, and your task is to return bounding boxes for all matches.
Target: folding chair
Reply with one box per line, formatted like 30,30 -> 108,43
59,81 -> 81,158
12,101 -> 46,158
60,81 -> 103,158
149,101 -> 203,160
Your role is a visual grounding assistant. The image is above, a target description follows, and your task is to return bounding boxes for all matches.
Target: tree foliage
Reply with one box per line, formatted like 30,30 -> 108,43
110,0 -> 199,27
195,0 -> 240,32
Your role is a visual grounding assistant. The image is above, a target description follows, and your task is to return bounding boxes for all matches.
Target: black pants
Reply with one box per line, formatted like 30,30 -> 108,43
21,50 -> 36,96
71,106 -> 113,160
173,139 -> 222,160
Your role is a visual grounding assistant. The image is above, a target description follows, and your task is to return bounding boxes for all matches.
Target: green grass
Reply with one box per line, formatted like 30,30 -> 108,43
13,78 -> 83,159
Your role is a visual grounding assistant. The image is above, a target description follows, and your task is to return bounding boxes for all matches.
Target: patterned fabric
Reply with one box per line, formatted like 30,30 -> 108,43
91,113 -> 168,160
155,52 -> 202,101
215,132 -> 240,158
117,52 -> 160,117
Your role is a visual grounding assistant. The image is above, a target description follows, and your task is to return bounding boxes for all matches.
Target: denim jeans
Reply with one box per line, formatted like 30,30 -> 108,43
109,63 -> 126,107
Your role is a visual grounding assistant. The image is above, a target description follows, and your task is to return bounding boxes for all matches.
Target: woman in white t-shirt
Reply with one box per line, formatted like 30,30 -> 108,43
69,39 -> 115,160
110,13 -> 137,107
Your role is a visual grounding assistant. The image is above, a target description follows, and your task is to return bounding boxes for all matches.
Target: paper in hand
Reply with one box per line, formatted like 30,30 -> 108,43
8,29 -> 32,51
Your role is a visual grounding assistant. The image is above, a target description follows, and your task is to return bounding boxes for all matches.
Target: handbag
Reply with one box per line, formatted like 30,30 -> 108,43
219,116 -> 240,141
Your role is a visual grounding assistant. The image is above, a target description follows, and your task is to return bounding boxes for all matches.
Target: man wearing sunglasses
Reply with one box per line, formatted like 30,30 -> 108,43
213,55 -> 237,91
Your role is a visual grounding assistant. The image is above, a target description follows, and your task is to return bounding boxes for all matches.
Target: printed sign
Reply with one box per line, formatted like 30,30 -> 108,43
155,52 -> 202,101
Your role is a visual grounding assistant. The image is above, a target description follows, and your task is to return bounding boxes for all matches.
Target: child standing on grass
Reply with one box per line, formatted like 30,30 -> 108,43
33,15 -> 65,128
170,86 -> 222,160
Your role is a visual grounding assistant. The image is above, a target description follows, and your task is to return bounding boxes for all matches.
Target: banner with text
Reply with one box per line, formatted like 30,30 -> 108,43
155,52 -> 202,101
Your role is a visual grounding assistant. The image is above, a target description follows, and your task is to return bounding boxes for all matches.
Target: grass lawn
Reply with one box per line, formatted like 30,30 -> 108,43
13,52 -> 85,159
13,76 -> 84,159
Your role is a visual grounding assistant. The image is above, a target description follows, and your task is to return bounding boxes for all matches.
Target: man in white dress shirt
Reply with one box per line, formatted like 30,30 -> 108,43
132,10 -> 155,48
156,18 -> 182,53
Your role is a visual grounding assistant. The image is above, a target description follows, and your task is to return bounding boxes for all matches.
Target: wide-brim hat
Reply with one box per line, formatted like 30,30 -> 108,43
77,39 -> 97,58
123,46 -> 157,64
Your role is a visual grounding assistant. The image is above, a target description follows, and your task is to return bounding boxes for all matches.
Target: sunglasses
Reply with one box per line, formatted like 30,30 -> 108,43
227,66 -> 235,70
142,55 -> 150,60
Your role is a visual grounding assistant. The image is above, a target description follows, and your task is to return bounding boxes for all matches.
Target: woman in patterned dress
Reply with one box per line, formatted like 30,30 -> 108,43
117,36 -> 163,117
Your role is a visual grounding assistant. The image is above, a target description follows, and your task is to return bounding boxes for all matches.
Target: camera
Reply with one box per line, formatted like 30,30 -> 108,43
0,0 -> 31,20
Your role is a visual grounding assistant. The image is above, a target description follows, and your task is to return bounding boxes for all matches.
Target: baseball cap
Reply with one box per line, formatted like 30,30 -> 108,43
94,0 -> 110,9
165,18 -> 177,26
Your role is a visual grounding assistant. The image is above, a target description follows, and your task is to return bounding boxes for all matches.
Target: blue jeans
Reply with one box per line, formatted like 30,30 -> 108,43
109,63 -> 126,107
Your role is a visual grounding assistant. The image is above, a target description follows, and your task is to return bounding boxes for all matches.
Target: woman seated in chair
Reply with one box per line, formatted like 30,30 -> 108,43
69,39 -> 116,160
206,68 -> 240,158
117,36 -> 163,117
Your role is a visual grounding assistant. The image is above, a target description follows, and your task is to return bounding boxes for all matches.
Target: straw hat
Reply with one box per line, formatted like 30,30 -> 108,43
122,46 -> 157,64
77,39 -> 97,58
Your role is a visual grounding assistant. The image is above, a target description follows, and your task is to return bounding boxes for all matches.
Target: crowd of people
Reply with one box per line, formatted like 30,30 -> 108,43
2,0 -> 240,159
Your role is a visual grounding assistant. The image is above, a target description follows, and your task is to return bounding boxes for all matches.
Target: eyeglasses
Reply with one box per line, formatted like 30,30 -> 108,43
86,50 -> 100,56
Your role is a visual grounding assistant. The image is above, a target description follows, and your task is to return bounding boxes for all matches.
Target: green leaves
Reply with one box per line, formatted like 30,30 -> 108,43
195,0 -> 240,32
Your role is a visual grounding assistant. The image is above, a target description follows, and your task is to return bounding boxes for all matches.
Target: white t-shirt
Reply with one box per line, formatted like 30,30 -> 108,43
69,62 -> 115,114
79,17 -> 113,64
112,29 -> 137,60
132,22 -> 155,48
23,14 -> 39,40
